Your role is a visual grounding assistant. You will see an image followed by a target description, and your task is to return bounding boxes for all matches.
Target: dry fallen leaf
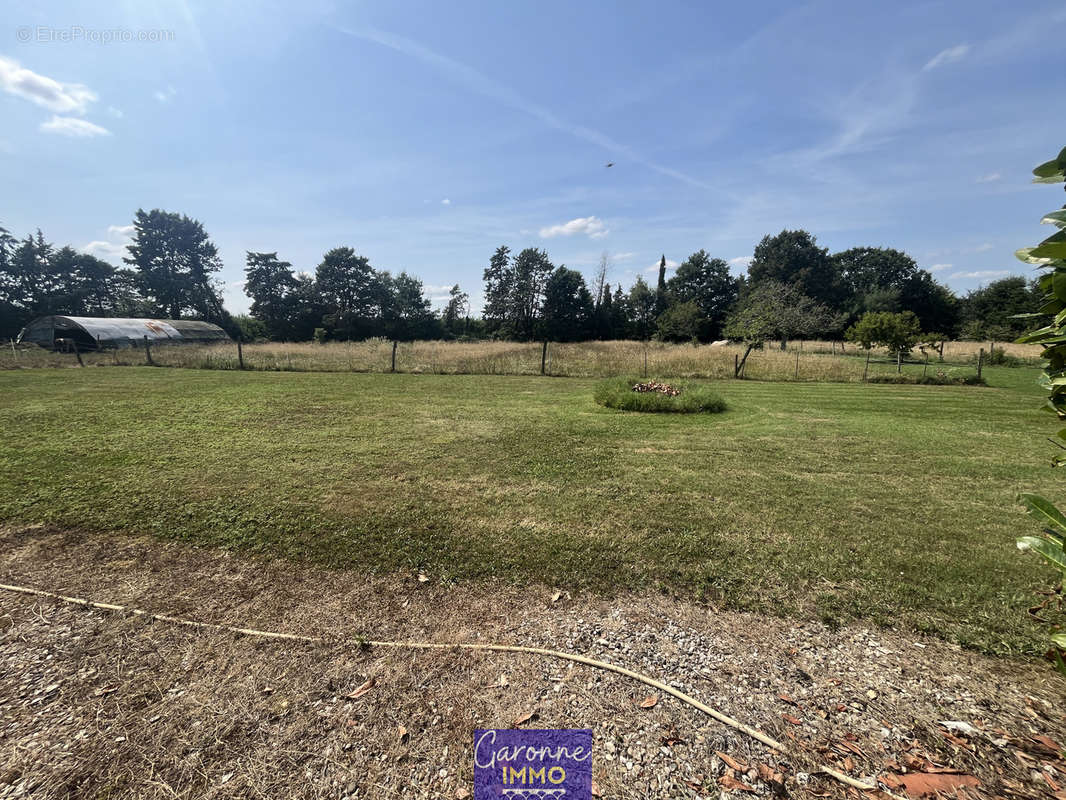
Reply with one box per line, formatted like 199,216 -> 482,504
550,590 -> 562,604
639,695 -> 659,709
778,693 -> 797,706
397,725 -> 408,741
591,779 -> 602,797
417,573 -> 429,583
454,789 -> 470,799
718,774 -> 756,793
896,772 -> 980,797
757,763 -> 784,785
716,751 -> 747,773
346,677 -> 375,699
513,710 -> 536,727
782,713 -> 802,726
842,756 -> 854,773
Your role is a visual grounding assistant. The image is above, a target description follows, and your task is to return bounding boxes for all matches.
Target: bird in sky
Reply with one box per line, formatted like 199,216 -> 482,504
605,162 -> 614,168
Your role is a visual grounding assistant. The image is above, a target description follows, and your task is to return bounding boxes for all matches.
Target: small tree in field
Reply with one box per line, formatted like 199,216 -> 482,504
723,280 -> 838,376
656,300 -> 701,343
845,311 -> 922,373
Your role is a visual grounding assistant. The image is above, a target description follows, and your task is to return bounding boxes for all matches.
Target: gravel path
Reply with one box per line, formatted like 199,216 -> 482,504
1,525 -> 1064,799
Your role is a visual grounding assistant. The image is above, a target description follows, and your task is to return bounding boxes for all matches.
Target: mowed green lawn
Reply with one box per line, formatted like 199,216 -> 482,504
0,366 -> 1059,653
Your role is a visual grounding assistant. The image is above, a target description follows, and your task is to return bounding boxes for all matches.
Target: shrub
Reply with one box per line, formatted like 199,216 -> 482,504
593,377 -> 727,413
867,373 -> 986,386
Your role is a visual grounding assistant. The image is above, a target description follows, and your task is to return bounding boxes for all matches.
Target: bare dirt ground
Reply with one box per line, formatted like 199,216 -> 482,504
2,525 -> 1065,799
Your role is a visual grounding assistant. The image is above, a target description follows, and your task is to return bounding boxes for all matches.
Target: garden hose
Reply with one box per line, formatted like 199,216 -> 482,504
0,582 -> 899,797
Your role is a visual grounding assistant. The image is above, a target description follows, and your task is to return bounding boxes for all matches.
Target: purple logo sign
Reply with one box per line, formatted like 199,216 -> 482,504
474,728 -> 592,799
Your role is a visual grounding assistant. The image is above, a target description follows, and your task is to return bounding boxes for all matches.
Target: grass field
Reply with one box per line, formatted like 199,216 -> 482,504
0,365 -> 1058,655
0,337 -> 1035,380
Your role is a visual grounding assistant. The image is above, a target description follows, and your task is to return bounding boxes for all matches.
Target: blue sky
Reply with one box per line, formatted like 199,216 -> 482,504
2,1 -> 1064,314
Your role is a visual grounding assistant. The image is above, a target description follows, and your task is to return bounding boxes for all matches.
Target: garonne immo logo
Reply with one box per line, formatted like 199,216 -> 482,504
473,729 -> 592,798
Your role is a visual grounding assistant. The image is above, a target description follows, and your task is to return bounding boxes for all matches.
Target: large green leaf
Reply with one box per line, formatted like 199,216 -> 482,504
1017,535 -> 1066,572
1017,246 -> 1055,265
1020,494 -> 1066,534
1032,231 -> 1066,260
1043,210 -> 1066,229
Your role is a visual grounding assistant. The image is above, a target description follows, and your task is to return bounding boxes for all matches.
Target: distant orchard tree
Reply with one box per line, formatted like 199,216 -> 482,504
845,310 -> 923,361
749,230 -> 846,307
666,250 -> 738,341
125,209 -> 227,325
724,280 -> 842,374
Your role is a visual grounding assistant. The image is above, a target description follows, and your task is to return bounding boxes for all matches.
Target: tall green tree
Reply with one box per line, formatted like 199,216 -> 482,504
960,275 -> 1040,339
666,250 -> 738,341
442,283 -> 469,335
482,245 -> 513,335
509,247 -> 555,340
244,251 -> 300,339
539,267 -> 594,342
124,209 -> 226,323
749,229 -> 845,307
315,246 -> 377,339
654,254 -> 669,317
627,277 -> 656,340
379,271 -> 438,342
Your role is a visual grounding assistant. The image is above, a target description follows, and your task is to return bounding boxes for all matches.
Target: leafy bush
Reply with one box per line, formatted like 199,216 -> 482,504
1015,144 -> 1066,671
593,377 -> 727,413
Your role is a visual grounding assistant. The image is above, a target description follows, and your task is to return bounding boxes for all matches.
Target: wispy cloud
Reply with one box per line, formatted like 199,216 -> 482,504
975,172 -> 1001,183
154,85 -> 177,103
441,198 -> 451,205
949,269 -> 1009,280
728,256 -> 752,268
337,25 -> 711,190
0,55 -> 97,114
923,44 -> 969,71
613,252 -> 635,261
40,115 -> 110,137
973,242 -> 994,253
929,263 -> 952,272
539,216 -> 608,239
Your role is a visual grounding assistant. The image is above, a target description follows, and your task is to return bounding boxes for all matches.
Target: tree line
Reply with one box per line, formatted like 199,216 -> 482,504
0,210 -> 1041,346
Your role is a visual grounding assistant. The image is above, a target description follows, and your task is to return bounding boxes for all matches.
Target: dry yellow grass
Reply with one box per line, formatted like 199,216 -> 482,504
0,337 -> 1030,381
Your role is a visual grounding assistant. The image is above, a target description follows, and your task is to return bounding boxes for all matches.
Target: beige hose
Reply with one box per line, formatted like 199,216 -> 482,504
0,582 -> 897,797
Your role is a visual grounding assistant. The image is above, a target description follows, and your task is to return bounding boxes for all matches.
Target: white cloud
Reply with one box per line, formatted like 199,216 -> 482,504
106,106 -> 124,118
539,216 -> 608,239
154,85 -> 177,103
645,258 -> 679,273
82,223 -> 134,262
949,269 -> 1009,280
923,44 -> 970,71
928,263 -> 952,272
0,55 -> 96,114
973,242 -> 994,253
40,115 -> 110,137
441,198 -> 451,205
613,252 -> 635,261
728,256 -> 752,268
975,172 -> 1001,183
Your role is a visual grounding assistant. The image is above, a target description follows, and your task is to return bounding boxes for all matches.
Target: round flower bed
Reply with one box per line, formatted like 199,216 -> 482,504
593,378 -> 726,413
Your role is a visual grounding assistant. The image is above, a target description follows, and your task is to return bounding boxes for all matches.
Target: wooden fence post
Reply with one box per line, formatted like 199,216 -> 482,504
896,349 -> 902,374
977,348 -> 984,380
72,339 -> 84,367
541,340 -> 548,375
143,335 -> 154,366
391,340 -> 398,373
794,350 -> 799,380
237,338 -> 245,370
735,353 -> 739,378
863,349 -> 871,382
